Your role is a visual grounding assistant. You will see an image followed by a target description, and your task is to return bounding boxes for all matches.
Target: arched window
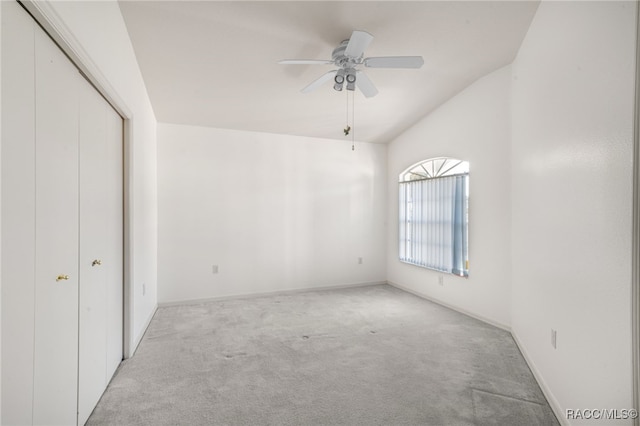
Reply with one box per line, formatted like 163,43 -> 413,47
400,157 -> 469,182
398,157 -> 469,277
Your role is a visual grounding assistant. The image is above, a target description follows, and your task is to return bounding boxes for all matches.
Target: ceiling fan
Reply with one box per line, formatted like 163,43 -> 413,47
279,30 -> 424,98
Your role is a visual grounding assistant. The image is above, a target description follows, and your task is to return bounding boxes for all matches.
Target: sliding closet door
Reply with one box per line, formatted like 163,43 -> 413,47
105,104 -> 124,380
78,65 -> 124,426
78,78 -> 110,426
32,24 -> 81,426
0,1 -> 36,424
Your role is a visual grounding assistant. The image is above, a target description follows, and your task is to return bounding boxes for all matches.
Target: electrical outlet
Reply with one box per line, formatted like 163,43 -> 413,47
551,329 -> 557,349
212,264 -> 219,274
438,275 -> 444,286
142,283 -> 146,296
358,257 -> 363,264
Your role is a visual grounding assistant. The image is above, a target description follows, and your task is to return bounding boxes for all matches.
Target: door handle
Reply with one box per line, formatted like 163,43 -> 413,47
56,274 -> 70,282
92,259 -> 102,267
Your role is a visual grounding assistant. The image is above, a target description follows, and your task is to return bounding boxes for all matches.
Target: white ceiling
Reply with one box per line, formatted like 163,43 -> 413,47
118,1 -> 539,144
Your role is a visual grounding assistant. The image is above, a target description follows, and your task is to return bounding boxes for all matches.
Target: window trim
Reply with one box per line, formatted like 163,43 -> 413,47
398,157 -> 469,278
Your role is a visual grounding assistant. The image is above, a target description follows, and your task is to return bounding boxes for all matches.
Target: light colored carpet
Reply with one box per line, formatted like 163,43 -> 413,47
87,284 -> 559,425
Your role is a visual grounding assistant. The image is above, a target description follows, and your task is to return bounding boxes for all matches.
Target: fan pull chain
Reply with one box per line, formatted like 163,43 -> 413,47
342,90 -> 355,151
346,91 -> 349,133
351,91 -> 355,151
343,90 -> 351,137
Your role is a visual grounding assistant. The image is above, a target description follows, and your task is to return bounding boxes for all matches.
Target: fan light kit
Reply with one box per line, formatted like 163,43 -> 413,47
278,30 -> 424,98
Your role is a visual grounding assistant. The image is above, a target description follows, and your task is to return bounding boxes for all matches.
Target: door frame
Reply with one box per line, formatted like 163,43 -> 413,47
19,0 -> 136,359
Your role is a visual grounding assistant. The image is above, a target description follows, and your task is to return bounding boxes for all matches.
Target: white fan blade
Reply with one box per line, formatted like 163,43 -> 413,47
344,30 -> 374,58
301,70 -> 338,93
364,56 -> 424,69
355,71 -> 378,98
279,59 -> 334,65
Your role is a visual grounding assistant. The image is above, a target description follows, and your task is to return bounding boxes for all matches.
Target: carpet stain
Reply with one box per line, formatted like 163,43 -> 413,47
222,352 -> 247,359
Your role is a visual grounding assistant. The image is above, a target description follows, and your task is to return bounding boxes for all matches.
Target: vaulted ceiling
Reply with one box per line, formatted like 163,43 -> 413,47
118,1 -> 539,144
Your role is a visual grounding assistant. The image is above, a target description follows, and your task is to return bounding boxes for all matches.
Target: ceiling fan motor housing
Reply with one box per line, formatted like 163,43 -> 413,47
332,40 -> 362,68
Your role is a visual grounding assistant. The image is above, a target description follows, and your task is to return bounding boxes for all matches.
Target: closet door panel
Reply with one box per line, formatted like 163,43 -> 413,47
0,1 -> 36,424
105,107 -> 124,379
78,78 -> 109,426
33,26 -> 80,426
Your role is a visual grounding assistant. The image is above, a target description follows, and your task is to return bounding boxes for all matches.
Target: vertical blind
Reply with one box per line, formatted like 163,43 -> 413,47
399,174 -> 468,276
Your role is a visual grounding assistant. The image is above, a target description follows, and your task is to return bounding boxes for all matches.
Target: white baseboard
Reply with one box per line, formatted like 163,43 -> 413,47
387,280 -> 510,332
158,281 -> 388,308
511,332 -> 567,426
127,303 -> 158,358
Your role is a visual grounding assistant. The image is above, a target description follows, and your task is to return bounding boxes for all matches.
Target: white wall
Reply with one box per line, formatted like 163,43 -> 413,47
387,65 -> 513,329
157,123 -> 386,304
42,0 -> 158,351
511,1 -> 636,423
